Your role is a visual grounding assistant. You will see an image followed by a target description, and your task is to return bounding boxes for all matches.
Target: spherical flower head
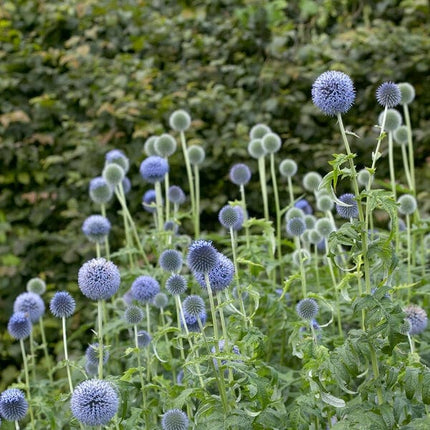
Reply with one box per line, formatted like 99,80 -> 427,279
303,171 -> 322,192
193,252 -> 234,292
168,185 -> 186,205
404,305 -> 427,335
105,149 -> 129,173
131,275 -> 160,303
376,82 -> 401,108
85,343 -> 110,366
287,217 -> 306,237
142,189 -> 157,213
187,145 -> 205,166
153,292 -> 168,309
144,136 -> 158,156
85,361 -> 98,377
164,220 -> 179,234
232,206 -> 245,231
295,199 -> 313,215
13,292 -> 45,323
154,134 -> 177,158
102,163 -> 125,187
296,298 -> 319,320
0,388 -> 28,421
137,330 -> 152,347
229,163 -> 251,186
161,408 -> 189,430
398,82 -> 415,105
262,132 -> 282,154
247,138 -> 266,159
159,249 -> 183,273
357,169 -> 371,187
312,71 -> 355,116
249,123 -> 271,139
393,126 -> 408,146
285,207 -> 305,221
169,109 -> 191,132
26,277 -> 46,295
304,214 -> 316,230
140,156 -> 169,183
183,295 -> 205,317
89,177 -> 113,204
317,195 -> 334,212
78,258 -> 121,301
50,291 -> 76,318
378,109 -> 402,132
122,177 -> 131,194
7,312 -> 32,340
397,194 -> 417,215
335,193 -> 359,219
82,215 -> 111,243
124,305 -> 144,325
315,218 -> 335,238
218,205 -> 242,229
70,379 -> 119,426
308,229 -> 323,245
182,308 -> 206,332
187,240 -> 219,273
166,274 -> 187,296
279,159 -> 297,178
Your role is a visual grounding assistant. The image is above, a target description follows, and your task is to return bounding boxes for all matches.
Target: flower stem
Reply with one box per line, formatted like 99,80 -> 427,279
20,339 -> 35,430
97,300 -> 104,380
257,156 -> 269,221
193,164 -> 200,237
180,131 -> 196,237
62,316 -> 74,394
270,153 -> 283,279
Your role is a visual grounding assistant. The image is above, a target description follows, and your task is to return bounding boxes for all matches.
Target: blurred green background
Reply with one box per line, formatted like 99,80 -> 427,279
1,0 -> 429,382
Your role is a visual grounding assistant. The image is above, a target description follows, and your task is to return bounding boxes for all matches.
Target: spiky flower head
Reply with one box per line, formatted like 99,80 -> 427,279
398,82 -> 415,105
378,109 -> 402,132
153,292 -> 168,309
82,215 -> 111,243
335,193 -> 359,219
26,277 -> 46,295
317,195 -> 334,212
312,71 -> 355,116
285,207 -> 305,221
393,125 -> 408,146
296,298 -> 319,320
308,229 -> 323,245
154,134 -> 177,158
404,305 -> 428,335
295,199 -> 313,215
159,249 -> 183,273
13,292 -> 45,323
70,379 -> 119,426
124,305 -> 144,325
303,171 -> 322,192
161,408 -> 189,430
315,218 -> 335,238
188,145 -> 205,166
7,312 -> 32,340
376,82 -> 401,108
140,156 -> 169,183
183,295 -> 205,317
357,169 -> 371,187
187,240 -> 219,273
182,308 -> 206,332
131,275 -> 160,303
286,217 -> 306,237
193,252 -> 234,292
89,177 -> 113,204
249,123 -> 271,139
247,139 -> 266,159
218,205 -> 244,230
78,258 -> 121,301
262,132 -> 282,154
229,163 -> 251,186
122,177 -> 131,194
166,274 -> 187,296
142,189 -> 157,213
105,149 -> 129,173
102,163 -> 125,187
85,343 -> 110,366
168,186 -> 186,205
50,291 -> 76,318
304,214 -> 316,229
169,109 -> 191,132
137,330 -> 152,347
397,194 -> 417,215
279,159 -> 297,178
0,388 -> 28,421
144,136 -> 158,156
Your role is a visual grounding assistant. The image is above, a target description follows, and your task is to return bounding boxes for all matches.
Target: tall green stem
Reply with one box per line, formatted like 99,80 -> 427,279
20,339 -> 35,430
270,153 -> 283,279
388,132 -> 397,200
62,316 -> 74,394
155,181 -> 164,233
257,156 -> 269,221
193,165 -> 200,237
98,300 -> 104,380
403,104 -> 415,194
180,131 -> 196,237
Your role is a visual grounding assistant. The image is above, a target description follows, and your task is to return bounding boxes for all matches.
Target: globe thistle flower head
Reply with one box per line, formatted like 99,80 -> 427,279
183,295 -> 205,317
82,215 -> 111,243
187,145 -> 205,166
312,71 -> 355,116
89,177 -> 113,204
193,252 -> 235,292
218,205 -> 243,230
78,258 -> 120,301
144,136 -> 158,156
249,123 -> 271,139
154,134 -> 177,158
142,189 -> 157,213
159,249 -> 183,273
315,218 -> 335,238
304,214 -> 316,230
187,240 -> 219,273
309,229 -> 323,245
0,388 -> 28,421
26,277 -> 46,295
7,312 -> 32,340
398,82 -> 415,105
169,109 -> 191,132
378,109 -> 402,132
85,361 -> 98,377
131,275 -> 160,303
393,126 -> 408,146
279,159 -> 297,178
357,169 -> 371,187
168,185 -> 186,205
397,194 -> 417,215
70,379 -> 119,426
140,156 -> 169,183
404,305 -> 427,335
153,292 -> 168,309
105,149 -> 129,173
164,220 -> 179,234
247,139 -> 266,159
287,217 -> 306,237
161,408 -> 189,430
182,308 -> 206,332
335,193 -> 359,219
229,163 -> 251,186
295,199 -> 313,215
262,132 -> 282,154
376,82 -> 401,108
232,206 -> 245,231
296,298 -> 319,320
85,343 -> 110,366
124,305 -> 144,325
50,291 -> 76,318
166,274 -> 187,296
13,292 -> 45,323
122,177 -> 131,194
303,171 -> 322,192
102,163 -> 125,187
137,330 -> 152,347
317,195 -> 334,212
285,207 -> 305,221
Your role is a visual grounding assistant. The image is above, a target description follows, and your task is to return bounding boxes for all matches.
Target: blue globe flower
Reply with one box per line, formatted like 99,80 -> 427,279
218,205 -> 243,230
78,258 -> 121,301
137,330 -> 152,348
131,275 -> 160,303
142,189 -> 157,213
0,388 -> 28,421
183,295 -> 205,317
50,291 -> 76,318
193,252 -> 234,292
124,305 -> 144,325
286,217 -> 306,237
296,298 -> 319,320
182,309 -> 206,332
85,343 -> 110,366
376,82 -> 401,108
294,199 -> 313,215
405,305 -> 427,335
159,249 -> 183,273
166,274 -> 188,296
335,193 -> 359,219
312,71 -> 355,116
187,240 -> 219,273
139,156 -> 169,183
168,185 -> 186,205
89,177 -> 113,204
70,379 -> 119,426
7,312 -> 32,340
229,163 -> 251,186
13,292 -> 45,323
82,215 -> 111,243
161,408 -> 189,430
105,149 -> 129,173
